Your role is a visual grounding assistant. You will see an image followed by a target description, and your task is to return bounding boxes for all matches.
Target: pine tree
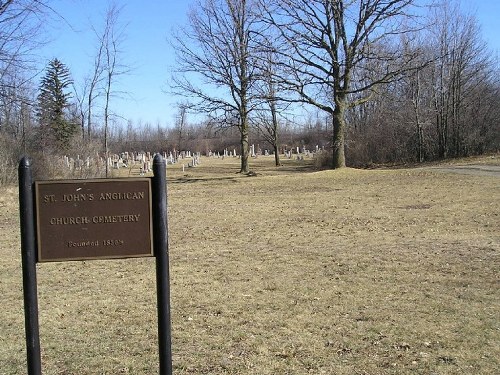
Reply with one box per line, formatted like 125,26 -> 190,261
37,58 -> 76,151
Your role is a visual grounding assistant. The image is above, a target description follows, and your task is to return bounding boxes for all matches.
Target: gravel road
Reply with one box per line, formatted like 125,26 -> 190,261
428,164 -> 500,177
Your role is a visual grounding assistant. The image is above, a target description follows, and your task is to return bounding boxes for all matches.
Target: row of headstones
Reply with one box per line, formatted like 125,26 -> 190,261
284,146 -> 323,160
108,150 -> 195,172
61,144 -> 326,172
208,149 -> 238,158
186,153 -> 201,169
138,151 -> 202,174
203,145 -> 324,159
250,145 -> 325,158
62,155 -> 94,170
169,150 -> 198,164
131,145 -> 320,164
61,151 -> 202,173
61,152 -> 154,172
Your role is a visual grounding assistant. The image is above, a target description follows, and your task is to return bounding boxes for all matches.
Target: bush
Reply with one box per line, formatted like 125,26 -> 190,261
0,132 -> 107,185
313,150 -> 333,169
30,137 -> 107,181
0,134 -> 19,186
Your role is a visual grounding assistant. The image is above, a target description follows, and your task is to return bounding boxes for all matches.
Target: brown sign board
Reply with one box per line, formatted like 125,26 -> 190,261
35,178 -> 153,262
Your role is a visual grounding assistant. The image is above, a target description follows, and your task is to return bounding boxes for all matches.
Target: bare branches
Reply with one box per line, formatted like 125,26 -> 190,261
258,0 -> 424,167
166,0 -> 497,167
170,0 -> 265,173
0,1 -> 52,88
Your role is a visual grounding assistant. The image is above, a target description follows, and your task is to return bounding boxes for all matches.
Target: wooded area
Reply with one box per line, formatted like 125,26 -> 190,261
1,0 -> 499,184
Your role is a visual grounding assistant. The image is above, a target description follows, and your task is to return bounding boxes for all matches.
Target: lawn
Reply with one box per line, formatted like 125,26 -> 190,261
1,155 -> 498,374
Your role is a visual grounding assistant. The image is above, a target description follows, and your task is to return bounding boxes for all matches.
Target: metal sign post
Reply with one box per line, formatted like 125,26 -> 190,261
18,157 -> 42,375
152,154 -> 173,375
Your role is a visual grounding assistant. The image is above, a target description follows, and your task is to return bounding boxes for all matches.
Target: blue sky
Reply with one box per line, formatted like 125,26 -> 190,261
38,0 -> 500,129
464,0 -> 500,55
39,0 -> 191,127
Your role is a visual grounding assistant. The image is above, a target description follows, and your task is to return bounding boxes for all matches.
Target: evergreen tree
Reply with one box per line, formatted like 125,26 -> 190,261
37,58 -> 76,151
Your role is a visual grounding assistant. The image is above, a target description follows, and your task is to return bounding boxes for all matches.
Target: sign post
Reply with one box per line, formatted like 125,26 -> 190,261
18,154 -> 172,375
152,154 -> 173,375
18,157 -> 42,375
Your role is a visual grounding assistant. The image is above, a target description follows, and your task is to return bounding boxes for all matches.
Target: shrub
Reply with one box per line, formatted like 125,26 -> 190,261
0,134 -> 18,186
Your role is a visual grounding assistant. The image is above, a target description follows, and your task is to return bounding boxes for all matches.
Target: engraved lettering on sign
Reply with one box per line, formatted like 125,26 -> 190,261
91,214 -> 140,223
50,216 -> 90,225
98,191 -> 144,200
102,239 -> 124,246
68,240 -> 99,247
43,194 -> 57,203
62,193 -> 94,202
35,179 -> 153,262
48,214 -> 141,225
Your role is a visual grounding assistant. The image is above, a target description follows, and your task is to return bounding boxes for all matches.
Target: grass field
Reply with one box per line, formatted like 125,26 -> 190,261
1,155 -> 499,374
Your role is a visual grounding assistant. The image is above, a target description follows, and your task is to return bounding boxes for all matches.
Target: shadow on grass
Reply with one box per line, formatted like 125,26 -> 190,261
275,163 -> 319,173
168,175 -> 241,184
167,160 -> 319,184
169,166 -> 320,184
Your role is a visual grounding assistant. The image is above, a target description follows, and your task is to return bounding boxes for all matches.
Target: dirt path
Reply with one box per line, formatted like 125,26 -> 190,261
428,164 -> 500,177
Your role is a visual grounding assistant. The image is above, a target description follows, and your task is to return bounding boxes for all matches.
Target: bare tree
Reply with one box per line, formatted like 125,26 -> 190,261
0,0 -> 52,141
0,1 -> 64,183
98,2 -> 129,176
261,0 -> 424,168
253,46 -> 289,166
87,24 -> 107,140
72,81 -> 88,138
427,1 -> 491,158
171,0 -> 264,173
395,34 -> 435,163
174,103 -> 189,152
0,1 -> 51,82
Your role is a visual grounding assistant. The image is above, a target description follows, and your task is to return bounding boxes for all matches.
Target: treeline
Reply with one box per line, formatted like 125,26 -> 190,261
108,118 -> 329,157
169,0 -> 499,171
0,1 -> 499,185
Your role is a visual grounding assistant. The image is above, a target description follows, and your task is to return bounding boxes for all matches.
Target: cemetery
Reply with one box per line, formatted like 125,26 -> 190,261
49,144 -> 321,176
1,154 -> 498,374
1,1 -> 499,372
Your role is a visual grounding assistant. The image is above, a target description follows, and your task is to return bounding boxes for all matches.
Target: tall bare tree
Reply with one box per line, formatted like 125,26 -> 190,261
261,0 -> 423,168
253,44 -> 290,166
427,1 -> 491,158
0,1 -> 51,82
174,102 -> 190,153
395,34 -> 434,163
87,23 -> 107,140
0,0 -> 51,142
98,3 -> 128,176
171,0 -> 263,173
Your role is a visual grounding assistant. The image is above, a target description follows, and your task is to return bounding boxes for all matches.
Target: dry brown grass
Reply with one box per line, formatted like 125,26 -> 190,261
1,155 -> 499,374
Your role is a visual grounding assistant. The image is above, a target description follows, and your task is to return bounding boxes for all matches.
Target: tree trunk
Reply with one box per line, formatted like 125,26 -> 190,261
418,125 -> 424,163
414,102 -> 424,163
270,96 -> 281,167
274,144 -> 281,166
104,125 -> 109,177
273,144 -> 281,167
332,101 -> 346,169
240,120 -> 250,173
104,72 -> 111,177
437,113 -> 448,159
411,70 -> 424,163
87,95 -> 92,139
